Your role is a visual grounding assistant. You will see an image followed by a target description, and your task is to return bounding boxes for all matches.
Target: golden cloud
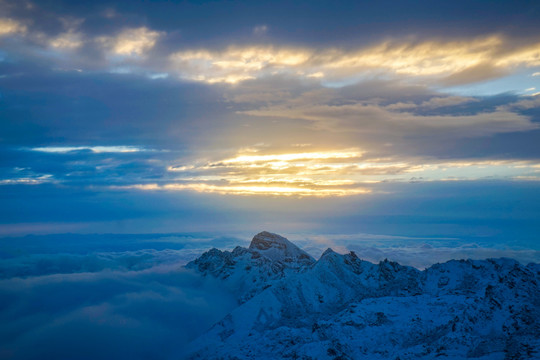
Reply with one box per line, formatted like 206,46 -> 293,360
49,31 -> 83,49
97,27 -> 162,57
104,150 -> 540,197
110,182 -> 371,196
170,46 -> 312,83
0,17 -> 26,36
168,35 -> 540,84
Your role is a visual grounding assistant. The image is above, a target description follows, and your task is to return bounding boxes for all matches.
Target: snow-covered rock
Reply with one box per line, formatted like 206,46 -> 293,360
249,231 -> 314,266
186,231 -> 315,303
185,232 -> 540,360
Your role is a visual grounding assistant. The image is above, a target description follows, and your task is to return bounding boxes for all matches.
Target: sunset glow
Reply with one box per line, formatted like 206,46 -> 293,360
123,151 -> 540,196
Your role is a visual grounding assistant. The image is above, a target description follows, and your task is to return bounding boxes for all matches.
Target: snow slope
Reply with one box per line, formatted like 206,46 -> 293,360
185,232 -> 540,359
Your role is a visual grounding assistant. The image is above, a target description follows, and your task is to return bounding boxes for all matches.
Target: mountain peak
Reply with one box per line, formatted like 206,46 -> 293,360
249,231 -> 315,264
249,231 -> 288,251
321,247 -> 337,258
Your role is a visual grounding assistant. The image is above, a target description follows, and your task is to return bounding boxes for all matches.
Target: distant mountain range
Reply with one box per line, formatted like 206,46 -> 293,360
184,231 -> 540,359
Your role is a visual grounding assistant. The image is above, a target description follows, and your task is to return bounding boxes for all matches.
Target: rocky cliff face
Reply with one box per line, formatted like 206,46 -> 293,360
185,232 -> 540,360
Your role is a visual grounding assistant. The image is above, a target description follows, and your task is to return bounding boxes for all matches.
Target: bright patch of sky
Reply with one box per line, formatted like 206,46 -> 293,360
444,68 -> 540,96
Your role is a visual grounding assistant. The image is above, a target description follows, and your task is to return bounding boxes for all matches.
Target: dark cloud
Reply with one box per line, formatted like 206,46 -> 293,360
233,81 -> 540,159
1,180 -> 539,248
0,70 -> 226,148
4,0 -> 540,46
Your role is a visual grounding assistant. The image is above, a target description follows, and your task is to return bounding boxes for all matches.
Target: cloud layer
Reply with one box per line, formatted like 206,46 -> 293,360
0,266 -> 237,359
0,233 -> 246,359
167,36 -> 540,84
1,0 -> 540,87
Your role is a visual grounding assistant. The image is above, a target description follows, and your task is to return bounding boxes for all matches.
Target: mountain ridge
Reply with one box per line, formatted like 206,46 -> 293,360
184,232 -> 540,359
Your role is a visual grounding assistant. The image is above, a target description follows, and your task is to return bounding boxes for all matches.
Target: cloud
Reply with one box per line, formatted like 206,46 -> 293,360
1,7 -> 538,92
0,233 -> 244,359
419,96 -> 479,108
112,182 -> 371,197
216,79 -> 540,161
49,31 -> 83,49
169,46 -> 311,84
0,265 -> 237,359
502,94 -> 540,110
298,230 -> 540,264
97,27 -> 162,57
348,243 -> 540,270
290,233 -> 540,269
0,2 -> 538,91
167,36 -> 540,85
0,67 -> 537,197
46,16 -> 85,49
241,93 -> 538,137
0,248 -> 205,279
30,146 -> 151,153
253,25 -> 268,35
441,63 -> 507,85
0,175 -> 53,185
105,148 -> 540,197
0,17 -> 26,36
496,41 -> 540,68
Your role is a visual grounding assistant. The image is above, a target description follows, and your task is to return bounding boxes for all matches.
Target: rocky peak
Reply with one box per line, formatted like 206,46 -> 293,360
249,231 -> 289,251
248,231 -> 315,264
320,247 -> 337,258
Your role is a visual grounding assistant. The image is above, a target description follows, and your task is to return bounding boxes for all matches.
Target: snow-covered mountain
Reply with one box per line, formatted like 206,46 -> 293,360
185,232 -> 540,359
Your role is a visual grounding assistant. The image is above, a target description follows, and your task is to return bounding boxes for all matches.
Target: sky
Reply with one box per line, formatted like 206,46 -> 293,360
0,0 -> 540,248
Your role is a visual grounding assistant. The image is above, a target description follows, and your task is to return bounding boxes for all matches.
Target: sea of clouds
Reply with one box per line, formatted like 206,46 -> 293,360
0,233 -> 244,359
